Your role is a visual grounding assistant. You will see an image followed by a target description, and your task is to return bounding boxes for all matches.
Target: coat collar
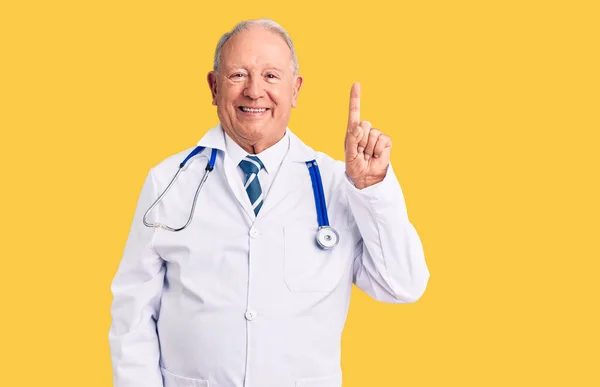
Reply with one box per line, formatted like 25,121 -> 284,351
196,122 -> 317,163
196,122 -> 318,222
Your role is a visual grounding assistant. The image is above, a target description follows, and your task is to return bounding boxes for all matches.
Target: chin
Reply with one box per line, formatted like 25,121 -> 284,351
238,122 -> 270,138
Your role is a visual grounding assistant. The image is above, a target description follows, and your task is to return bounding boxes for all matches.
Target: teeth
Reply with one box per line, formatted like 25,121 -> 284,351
241,107 -> 267,113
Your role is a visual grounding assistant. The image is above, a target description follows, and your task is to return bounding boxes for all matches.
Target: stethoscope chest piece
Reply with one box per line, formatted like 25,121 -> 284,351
316,226 -> 339,250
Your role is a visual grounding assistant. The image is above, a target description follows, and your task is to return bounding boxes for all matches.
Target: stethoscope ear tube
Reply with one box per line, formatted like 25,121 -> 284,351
143,167 -> 185,230
143,147 -> 217,232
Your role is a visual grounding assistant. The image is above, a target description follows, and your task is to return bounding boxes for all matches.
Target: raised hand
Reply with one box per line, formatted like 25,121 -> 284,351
344,82 -> 392,189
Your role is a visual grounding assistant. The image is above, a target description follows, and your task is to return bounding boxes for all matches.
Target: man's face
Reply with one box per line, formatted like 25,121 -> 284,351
207,26 -> 303,148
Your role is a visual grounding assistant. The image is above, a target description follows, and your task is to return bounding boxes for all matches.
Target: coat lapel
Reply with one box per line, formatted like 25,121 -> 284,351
197,123 -> 256,221
196,124 -> 317,223
223,154 -> 257,221
256,130 -> 316,221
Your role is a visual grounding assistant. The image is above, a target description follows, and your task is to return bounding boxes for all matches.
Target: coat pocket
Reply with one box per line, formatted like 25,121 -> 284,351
283,224 -> 352,292
161,367 -> 210,387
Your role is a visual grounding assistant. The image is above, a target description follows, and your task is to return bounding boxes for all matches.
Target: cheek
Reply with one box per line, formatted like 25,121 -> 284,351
268,87 -> 290,108
218,83 -> 242,105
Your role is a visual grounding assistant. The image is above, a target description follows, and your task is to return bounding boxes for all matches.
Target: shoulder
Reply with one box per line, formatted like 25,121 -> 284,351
287,129 -> 347,189
152,147 -> 195,171
147,146 -> 205,187
313,151 -> 348,190
314,151 -> 344,172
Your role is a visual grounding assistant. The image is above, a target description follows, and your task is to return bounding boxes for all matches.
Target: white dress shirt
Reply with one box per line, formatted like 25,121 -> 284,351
224,129 -> 290,199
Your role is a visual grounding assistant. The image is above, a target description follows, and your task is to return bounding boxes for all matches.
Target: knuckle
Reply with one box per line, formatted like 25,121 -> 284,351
370,128 -> 381,137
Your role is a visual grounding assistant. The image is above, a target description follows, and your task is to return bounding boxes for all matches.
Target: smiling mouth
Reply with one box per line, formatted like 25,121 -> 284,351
238,106 -> 269,113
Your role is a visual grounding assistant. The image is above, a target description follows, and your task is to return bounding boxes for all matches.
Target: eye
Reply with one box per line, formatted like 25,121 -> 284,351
231,73 -> 245,79
265,73 -> 281,81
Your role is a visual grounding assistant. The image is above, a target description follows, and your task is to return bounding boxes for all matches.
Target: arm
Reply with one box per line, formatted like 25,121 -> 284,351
109,169 -> 165,387
346,164 -> 429,303
343,82 -> 429,303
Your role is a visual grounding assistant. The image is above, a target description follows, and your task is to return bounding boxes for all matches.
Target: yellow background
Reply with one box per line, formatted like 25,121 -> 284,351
1,0 -> 598,386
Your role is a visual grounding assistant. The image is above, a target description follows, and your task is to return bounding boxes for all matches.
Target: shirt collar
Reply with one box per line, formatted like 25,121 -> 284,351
250,131 -> 289,174
222,129 -> 286,175
197,122 -> 317,164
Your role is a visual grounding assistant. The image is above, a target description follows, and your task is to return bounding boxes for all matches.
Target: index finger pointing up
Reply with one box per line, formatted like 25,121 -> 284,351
348,82 -> 361,130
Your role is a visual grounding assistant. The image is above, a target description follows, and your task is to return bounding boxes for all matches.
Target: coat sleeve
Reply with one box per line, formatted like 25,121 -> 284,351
346,164 -> 429,303
109,169 -> 165,387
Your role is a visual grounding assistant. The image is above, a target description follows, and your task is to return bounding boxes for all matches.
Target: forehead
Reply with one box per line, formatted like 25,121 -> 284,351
220,26 -> 293,70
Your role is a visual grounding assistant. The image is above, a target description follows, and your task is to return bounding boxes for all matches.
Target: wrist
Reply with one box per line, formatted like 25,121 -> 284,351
349,174 -> 386,189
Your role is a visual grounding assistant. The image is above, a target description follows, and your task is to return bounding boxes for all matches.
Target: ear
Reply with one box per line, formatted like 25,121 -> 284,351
291,75 -> 303,108
207,71 -> 218,105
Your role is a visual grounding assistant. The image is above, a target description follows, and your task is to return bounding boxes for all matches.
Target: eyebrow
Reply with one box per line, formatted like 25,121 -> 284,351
223,64 -> 285,73
263,64 -> 284,72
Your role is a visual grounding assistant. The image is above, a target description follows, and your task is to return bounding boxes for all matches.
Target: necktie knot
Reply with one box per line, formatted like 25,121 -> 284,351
239,155 -> 264,175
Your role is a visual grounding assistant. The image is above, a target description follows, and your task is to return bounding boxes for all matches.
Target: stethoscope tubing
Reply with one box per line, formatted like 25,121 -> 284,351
143,147 -> 217,232
143,146 -> 338,249
306,161 -> 329,227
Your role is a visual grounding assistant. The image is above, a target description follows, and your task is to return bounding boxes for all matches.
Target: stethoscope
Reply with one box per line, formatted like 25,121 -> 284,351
143,146 -> 339,250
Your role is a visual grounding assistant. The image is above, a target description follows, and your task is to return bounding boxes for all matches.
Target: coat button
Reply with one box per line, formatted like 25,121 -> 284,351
249,228 -> 260,238
245,309 -> 256,320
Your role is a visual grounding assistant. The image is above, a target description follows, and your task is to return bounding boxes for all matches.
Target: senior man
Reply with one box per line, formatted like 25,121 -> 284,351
109,18 -> 429,387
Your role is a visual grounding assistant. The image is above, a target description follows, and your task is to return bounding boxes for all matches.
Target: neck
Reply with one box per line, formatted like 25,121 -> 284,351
226,127 -> 285,154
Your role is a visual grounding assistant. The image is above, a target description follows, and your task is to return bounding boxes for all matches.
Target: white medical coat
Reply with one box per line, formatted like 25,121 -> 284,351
109,123 -> 430,387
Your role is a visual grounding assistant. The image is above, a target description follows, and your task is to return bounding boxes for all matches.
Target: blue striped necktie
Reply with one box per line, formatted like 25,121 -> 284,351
239,155 -> 265,215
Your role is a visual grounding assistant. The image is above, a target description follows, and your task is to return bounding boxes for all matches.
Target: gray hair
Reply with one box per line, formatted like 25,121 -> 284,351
213,19 -> 299,74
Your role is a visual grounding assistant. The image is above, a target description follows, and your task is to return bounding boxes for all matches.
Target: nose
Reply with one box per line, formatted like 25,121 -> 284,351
243,75 -> 265,100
